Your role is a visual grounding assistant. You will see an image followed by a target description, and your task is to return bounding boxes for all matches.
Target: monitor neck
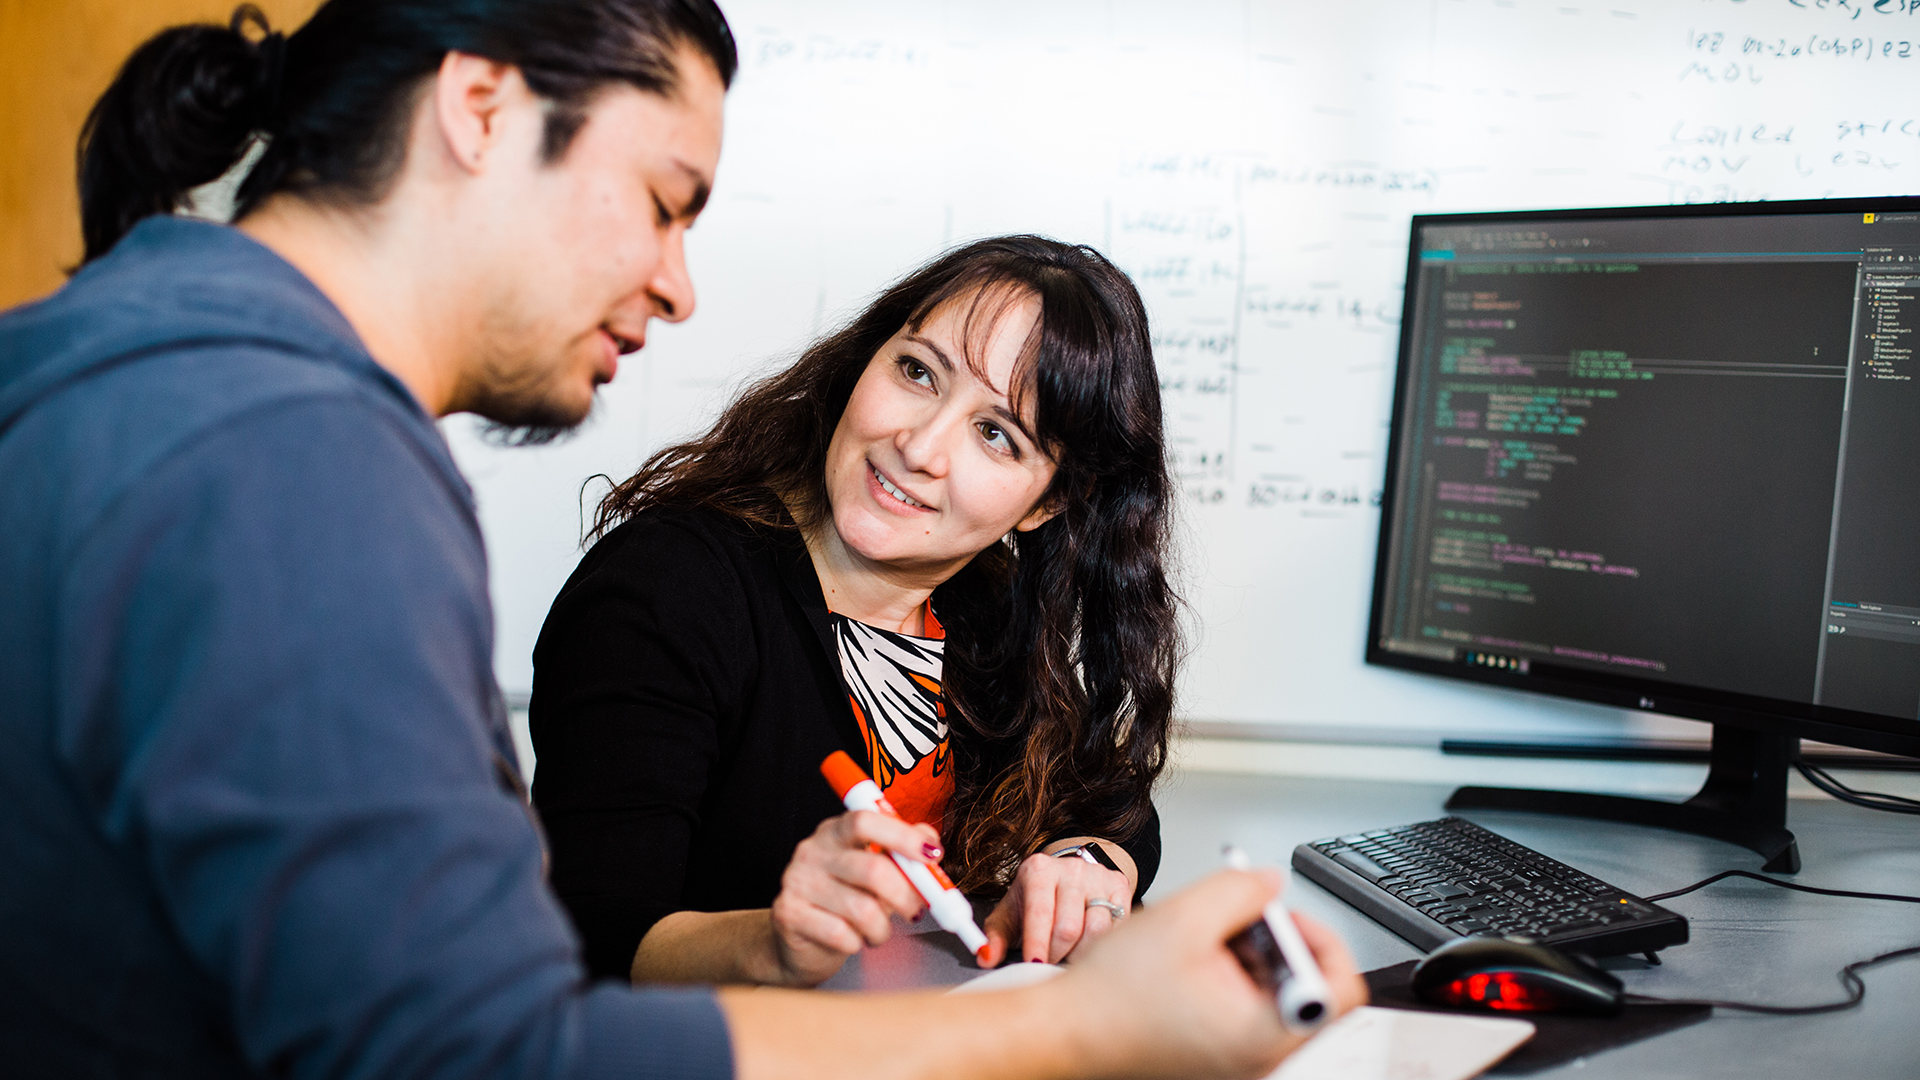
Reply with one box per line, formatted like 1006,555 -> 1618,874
1444,724 -> 1801,873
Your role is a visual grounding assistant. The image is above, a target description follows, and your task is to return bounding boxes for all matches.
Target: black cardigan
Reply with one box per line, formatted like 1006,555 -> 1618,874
529,506 -> 1161,979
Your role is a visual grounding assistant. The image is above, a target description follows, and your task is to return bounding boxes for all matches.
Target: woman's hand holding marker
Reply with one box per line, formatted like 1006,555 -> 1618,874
767,806 -> 944,986
817,753 -> 991,957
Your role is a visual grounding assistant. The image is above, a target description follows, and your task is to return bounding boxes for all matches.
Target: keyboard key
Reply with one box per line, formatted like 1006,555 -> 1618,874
1331,850 -> 1394,882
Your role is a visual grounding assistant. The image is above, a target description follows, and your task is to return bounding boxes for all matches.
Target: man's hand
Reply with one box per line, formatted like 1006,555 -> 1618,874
1043,868 -> 1369,1079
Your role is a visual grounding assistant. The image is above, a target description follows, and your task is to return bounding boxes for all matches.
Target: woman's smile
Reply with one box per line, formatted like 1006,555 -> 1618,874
868,461 -> 931,512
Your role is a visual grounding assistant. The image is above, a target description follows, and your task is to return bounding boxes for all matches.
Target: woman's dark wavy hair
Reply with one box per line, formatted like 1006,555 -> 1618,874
593,236 -> 1179,894
76,0 -> 737,263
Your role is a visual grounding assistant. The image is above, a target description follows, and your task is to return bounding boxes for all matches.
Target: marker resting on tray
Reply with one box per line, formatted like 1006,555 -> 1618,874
820,751 -> 990,964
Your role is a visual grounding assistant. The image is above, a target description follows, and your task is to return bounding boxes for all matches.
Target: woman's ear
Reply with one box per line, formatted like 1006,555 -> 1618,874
1014,499 -> 1060,533
1015,473 -> 1091,533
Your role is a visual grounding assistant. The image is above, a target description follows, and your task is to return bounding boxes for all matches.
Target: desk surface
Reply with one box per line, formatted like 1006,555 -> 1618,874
826,767 -> 1920,1078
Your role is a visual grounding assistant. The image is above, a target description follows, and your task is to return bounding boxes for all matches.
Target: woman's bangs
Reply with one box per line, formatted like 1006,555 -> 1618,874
908,275 -> 1059,457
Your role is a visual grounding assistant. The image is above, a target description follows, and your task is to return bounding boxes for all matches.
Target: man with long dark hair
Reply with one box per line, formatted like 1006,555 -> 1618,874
0,2 -> 1362,1077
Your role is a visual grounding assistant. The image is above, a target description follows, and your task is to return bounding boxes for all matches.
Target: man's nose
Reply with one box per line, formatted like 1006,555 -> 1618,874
648,226 -> 697,323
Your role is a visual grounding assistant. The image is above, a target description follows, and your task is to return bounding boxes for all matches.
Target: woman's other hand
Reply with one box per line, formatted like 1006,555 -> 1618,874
980,844 -> 1135,967
766,809 -> 942,985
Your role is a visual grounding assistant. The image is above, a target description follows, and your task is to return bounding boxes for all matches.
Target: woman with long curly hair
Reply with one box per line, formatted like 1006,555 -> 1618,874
530,234 -> 1180,987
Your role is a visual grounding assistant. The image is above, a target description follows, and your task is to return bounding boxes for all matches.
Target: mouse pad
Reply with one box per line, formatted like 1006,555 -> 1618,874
1362,961 -> 1710,1075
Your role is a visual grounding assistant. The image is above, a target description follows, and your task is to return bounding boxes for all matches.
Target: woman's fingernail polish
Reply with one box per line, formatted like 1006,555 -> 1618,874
923,843 -> 942,859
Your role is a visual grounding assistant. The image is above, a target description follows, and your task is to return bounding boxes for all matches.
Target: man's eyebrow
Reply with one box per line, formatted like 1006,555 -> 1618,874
672,160 -> 711,219
904,333 -> 1037,445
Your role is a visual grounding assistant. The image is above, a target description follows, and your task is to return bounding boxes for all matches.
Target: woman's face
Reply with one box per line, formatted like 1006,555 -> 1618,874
821,290 -> 1059,582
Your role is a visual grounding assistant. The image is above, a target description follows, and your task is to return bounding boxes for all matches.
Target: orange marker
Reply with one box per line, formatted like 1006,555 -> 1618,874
821,751 -> 990,964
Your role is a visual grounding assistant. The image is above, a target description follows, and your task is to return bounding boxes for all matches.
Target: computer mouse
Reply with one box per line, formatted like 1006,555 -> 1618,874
1410,936 -> 1624,1015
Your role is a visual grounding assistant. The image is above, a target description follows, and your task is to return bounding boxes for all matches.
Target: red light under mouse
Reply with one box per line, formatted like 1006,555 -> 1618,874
1434,971 -> 1578,1012
1410,936 -> 1625,1015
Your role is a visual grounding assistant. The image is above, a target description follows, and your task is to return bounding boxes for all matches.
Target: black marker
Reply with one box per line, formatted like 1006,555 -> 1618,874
1223,845 -> 1333,1035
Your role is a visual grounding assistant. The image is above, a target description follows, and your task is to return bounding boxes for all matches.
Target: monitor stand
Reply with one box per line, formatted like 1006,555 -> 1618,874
1444,725 -> 1801,873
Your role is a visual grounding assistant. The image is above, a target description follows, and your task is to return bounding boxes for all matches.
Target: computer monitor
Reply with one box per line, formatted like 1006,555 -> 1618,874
1369,196 -> 1920,872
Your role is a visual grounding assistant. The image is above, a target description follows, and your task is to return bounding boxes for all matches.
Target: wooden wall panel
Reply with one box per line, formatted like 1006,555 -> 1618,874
0,0 -> 318,309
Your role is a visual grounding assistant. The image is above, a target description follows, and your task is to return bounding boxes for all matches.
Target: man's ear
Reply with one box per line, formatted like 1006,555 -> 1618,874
431,51 -> 527,174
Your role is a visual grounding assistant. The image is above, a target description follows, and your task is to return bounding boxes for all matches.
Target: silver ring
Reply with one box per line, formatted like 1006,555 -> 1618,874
1085,897 -> 1126,920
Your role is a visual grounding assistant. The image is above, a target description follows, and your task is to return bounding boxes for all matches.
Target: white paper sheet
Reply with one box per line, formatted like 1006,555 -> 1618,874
945,961 -> 1067,994
1268,1005 -> 1534,1080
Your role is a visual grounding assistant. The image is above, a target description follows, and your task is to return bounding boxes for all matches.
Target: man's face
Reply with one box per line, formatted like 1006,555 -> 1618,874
458,49 -> 725,435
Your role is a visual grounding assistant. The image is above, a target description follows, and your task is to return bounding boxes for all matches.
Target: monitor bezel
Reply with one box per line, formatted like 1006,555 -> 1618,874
1366,195 -> 1920,761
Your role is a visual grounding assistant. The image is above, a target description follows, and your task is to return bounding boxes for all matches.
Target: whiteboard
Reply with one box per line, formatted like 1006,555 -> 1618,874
447,0 -> 1920,743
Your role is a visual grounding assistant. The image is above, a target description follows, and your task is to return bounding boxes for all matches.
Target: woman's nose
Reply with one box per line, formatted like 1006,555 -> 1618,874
896,414 -> 952,477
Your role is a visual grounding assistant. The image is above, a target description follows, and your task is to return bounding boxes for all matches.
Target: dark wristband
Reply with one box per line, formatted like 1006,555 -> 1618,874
1054,840 -> 1122,874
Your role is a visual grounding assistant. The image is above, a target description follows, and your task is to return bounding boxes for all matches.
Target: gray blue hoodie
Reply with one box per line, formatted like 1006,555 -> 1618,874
0,216 -> 730,1080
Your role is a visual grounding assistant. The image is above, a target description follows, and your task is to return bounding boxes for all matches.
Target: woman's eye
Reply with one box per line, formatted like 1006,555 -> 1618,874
978,421 -> 1013,453
898,358 -> 933,386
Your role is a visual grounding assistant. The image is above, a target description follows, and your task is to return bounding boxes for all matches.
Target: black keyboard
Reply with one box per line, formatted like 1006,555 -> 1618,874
1292,816 -> 1689,957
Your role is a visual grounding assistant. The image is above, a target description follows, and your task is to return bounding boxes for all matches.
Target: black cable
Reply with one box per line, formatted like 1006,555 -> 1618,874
1623,944 -> 1920,1016
1796,761 -> 1920,815
1630,869 -> 1920,1015
1798,761 -> 1920,809
1645,869 -> 1920,905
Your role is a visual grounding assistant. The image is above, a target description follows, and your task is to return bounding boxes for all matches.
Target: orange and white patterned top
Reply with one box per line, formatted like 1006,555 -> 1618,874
831,607 -> 952,831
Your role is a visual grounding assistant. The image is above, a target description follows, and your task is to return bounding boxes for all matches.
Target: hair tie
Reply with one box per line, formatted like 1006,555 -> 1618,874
229,4 -> 285,129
